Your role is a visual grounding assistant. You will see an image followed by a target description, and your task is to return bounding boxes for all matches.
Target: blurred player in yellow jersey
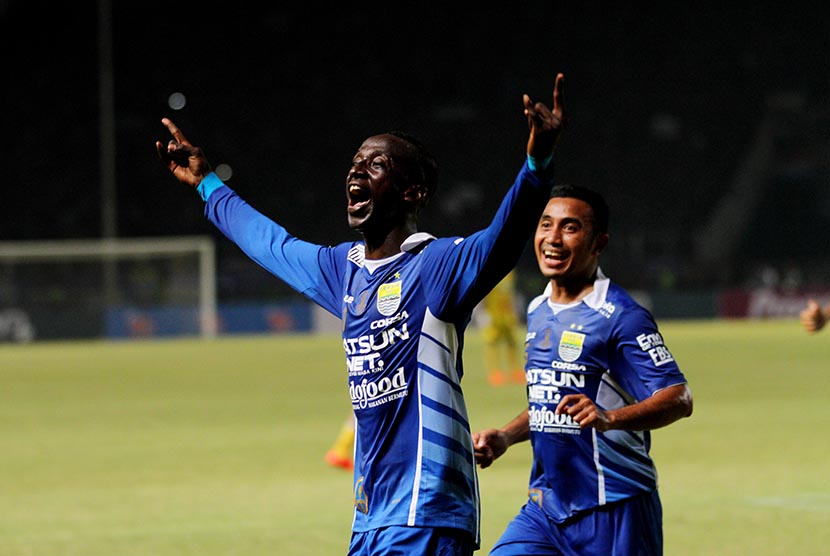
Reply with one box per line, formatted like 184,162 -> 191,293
481,271 -> 525,386
325,414 -> 355,470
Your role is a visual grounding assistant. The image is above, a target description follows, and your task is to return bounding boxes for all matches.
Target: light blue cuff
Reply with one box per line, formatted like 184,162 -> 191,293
527,153 -> 553,172
196,172 -> 224,201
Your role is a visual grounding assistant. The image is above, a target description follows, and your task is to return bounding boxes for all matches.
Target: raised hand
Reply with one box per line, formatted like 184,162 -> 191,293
525,72 -> 565,162
155,118 -> 212,188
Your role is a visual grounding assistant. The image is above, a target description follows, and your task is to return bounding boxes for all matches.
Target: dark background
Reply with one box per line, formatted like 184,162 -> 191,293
2,1 -> 829,302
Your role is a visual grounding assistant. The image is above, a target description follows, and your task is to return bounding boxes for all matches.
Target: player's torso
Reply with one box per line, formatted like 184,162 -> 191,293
339,248 -> 479,536
523,290 -> 660,520
525,301 -> 614,434
341,254 -> 425,418
523,298 -> 613,510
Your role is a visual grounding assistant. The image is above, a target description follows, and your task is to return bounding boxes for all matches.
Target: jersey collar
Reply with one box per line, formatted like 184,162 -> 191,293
362,232 -> 437,274
542,268 -> 610,310
401,232 -> 437,252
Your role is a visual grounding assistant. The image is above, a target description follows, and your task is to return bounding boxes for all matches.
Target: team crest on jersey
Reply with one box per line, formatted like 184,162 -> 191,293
558,330 -> 585,362
377,281 -> 402,316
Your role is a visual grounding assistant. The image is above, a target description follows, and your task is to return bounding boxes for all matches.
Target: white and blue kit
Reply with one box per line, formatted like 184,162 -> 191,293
522,271 -> 686,522
195,159 -> 554,547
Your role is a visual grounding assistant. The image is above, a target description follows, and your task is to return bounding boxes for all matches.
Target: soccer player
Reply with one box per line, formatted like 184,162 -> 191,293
800,299 -> 830,334
325,414 -> 356,471
472,184 -> 693,556
480,271 -> 525,386
156,73 -> 565,556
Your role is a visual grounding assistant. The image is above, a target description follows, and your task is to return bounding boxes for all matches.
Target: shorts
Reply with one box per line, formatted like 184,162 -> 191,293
489,490 -> 663,556
349,525 -> 476,556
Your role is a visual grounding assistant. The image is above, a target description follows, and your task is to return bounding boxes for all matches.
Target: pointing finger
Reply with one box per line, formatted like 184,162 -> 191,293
552,73 -> 565,115
161,117 -> 189,145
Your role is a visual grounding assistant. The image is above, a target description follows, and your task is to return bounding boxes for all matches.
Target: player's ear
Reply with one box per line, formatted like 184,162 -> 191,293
593,233 -> 609,255
404,183 -> 428,206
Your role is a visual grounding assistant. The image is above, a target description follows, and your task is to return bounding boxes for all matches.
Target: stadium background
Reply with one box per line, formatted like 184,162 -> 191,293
1,2 -> 829,339
1,5 -> 829,556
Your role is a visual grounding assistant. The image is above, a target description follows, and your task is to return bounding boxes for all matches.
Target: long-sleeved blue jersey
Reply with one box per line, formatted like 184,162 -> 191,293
195,160 -> 554,545
522,270 -> 688,523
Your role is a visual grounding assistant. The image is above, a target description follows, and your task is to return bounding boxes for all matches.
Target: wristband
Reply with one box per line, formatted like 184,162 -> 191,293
197,172 -> 224,201
527,153 -> 553,172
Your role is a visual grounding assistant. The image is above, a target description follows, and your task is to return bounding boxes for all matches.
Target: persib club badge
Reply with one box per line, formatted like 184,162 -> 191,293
558,330 -> 585,362
377,281 -> 402,316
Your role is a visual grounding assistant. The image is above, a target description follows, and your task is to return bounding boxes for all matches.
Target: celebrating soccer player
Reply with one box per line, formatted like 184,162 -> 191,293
157,74 -> 565,556
473,184 -> 693,556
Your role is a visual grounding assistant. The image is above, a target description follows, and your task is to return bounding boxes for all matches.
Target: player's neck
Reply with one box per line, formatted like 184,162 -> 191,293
547,271 -> 598,304
363,226 -> 416,260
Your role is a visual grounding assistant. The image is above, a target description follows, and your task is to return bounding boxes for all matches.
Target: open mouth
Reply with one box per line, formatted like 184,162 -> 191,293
540,248 -> 568,267
542,248 -> 566,261
348,183 -> 370,213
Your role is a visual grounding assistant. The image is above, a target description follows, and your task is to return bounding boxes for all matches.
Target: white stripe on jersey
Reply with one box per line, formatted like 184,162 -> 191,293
408,366 -> 424,526
406,309 -> 480,538
592,429 -> 606,506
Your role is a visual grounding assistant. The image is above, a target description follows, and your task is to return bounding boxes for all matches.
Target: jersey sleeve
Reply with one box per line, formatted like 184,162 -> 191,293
418,160 -> 554,320
608,302 -> 687,401
199,175 -> 346,316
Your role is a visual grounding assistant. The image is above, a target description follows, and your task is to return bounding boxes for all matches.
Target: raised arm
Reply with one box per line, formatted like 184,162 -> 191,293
153,117 -> 345,316
423,74 -> 569,319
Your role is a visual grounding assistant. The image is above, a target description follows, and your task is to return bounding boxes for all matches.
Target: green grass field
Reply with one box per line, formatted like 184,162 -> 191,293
1,319 -> 828,556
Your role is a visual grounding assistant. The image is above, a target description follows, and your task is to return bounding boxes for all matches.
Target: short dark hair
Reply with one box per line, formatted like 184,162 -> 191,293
550,184 -> 609,235
387,130 -> 439,202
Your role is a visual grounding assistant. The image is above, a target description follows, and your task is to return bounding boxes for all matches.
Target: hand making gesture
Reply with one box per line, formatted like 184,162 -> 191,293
155,118 -> 212,188
524,72 -> 566,161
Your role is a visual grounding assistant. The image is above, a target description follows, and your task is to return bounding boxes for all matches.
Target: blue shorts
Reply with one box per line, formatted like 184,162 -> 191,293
349,526 -> 476,556
490,490 -> 663,556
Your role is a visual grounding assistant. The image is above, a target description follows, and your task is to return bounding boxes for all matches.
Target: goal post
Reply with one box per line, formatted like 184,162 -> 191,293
0,236 -> 217,341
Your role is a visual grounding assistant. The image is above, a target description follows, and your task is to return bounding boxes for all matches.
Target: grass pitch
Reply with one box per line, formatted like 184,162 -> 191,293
0,319 -> 827,555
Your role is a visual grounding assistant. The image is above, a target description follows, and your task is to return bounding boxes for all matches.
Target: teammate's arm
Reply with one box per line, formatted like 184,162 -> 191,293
801,299 -> 829,334
555,384 -> 693,433
472,409 -> 530,469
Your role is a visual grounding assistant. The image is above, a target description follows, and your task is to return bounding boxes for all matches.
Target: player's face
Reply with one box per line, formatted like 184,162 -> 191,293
346,134 -> 414,233
534,197 -> 607,284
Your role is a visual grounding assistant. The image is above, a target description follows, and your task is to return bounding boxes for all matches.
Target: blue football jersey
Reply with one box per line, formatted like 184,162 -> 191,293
196,161 -> 554,545
523,271 -> 687,523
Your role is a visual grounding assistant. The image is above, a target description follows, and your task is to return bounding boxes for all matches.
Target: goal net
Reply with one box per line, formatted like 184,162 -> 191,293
0,237 -> 217,342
